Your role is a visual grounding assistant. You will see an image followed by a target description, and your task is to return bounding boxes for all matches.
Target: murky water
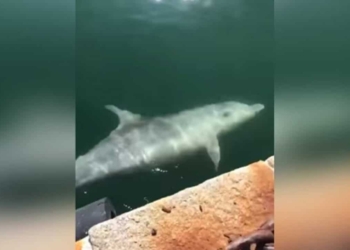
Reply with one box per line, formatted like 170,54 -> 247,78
76,0 -> 273,213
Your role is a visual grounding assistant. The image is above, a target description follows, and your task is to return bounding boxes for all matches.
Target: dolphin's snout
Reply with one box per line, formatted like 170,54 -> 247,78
250,104 -> 265,113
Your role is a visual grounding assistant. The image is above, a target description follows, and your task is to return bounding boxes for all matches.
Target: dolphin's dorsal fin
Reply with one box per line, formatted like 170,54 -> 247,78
105,105 -> 142,128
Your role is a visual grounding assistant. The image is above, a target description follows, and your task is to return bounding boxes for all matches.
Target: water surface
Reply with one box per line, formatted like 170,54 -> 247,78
76,0 -> 273,212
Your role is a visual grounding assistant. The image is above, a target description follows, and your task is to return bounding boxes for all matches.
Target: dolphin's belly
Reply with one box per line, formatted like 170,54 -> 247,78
124,118 -> 203,166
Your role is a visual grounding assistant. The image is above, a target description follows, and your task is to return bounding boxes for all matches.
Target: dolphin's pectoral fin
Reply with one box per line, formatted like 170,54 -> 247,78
206,137 -> 221,171
105,105 -> 142,129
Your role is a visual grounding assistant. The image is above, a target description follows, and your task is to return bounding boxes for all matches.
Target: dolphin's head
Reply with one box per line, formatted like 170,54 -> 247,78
211,101 -> 265,133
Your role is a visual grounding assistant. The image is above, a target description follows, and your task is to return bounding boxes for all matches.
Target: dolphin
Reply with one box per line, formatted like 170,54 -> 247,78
75,101 -> 264,187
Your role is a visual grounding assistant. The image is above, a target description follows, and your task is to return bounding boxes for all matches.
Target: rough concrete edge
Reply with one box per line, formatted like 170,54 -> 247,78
81,155 -> 274,249
95,157 -> 274,231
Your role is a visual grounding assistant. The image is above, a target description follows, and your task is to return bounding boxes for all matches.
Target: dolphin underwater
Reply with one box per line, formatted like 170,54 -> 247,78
75,101 -> 264,187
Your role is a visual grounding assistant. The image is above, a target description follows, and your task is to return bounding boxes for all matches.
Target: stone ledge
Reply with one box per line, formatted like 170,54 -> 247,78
89,158 -> 274,250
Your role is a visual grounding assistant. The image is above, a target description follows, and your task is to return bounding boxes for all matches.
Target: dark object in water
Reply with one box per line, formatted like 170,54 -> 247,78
226,217 -> 274,250
76,197 -> 117,241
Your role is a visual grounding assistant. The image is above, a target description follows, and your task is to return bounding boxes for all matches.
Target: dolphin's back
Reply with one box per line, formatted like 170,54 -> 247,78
75,134 -> 136,187
75,118 -> 190,187
116,118 -> 194,165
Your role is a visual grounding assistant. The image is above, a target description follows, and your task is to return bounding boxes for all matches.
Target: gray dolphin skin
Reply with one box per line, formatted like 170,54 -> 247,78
75,101 -> 264,187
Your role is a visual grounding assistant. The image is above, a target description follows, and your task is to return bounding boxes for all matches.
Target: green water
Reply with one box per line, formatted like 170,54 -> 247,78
76,0 -> 273,212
